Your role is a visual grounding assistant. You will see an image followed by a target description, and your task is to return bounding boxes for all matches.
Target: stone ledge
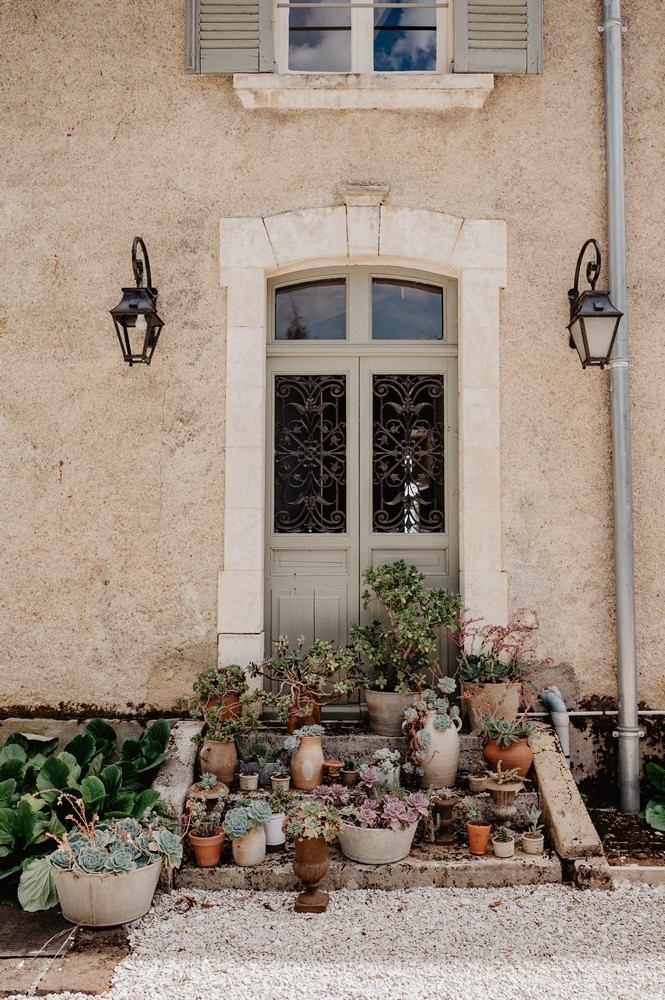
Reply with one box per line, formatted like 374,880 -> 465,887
233,73 -> 494,111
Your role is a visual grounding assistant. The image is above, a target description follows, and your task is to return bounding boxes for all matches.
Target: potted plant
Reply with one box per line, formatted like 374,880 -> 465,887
249,635 -> 368,733
177,664 -> 249,724
18,793 -> 182,925
466,804 -> 491,856
361,748 -> 402,790
491,825 -> 515,858
239,769 -> 259,791
270,770 -> 291,793
284,797 -> 342,912
401,677 -> 462,789
237,739 -> 284,788
265,786 -> 293,852
454,616 -> 535,729
484,762 -> 524,820
188,771 -> 228,802
522,806 -> 545,855
222,800 -> 272,866
284,724 -> 326,791
467,772 -> 488,793
472,711 -> 540,778
324,759 -> 345,783
340,758 -> 359,787
316,778 -> 430,865
185,797 -> 225,867
350,561 -> 461,736
197,711 -> 260,786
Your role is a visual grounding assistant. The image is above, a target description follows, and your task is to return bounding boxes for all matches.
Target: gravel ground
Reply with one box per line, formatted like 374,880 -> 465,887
8,882 -> 665,1000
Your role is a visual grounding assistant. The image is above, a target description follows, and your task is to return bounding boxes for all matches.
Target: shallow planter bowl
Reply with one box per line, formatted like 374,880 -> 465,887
337,822 -> 418,865
53,861 -> 162,927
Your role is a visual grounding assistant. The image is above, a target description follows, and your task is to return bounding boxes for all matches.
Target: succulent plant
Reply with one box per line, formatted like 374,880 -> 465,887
222,800 -> 271,840
283,724 -> 325,754
199,772 -> 219,791
466,804 -> 482,824
343,758 -> 357,771
186,798 -> 224,837
284,799 -> 341,843
494,825 -> 513,843
526,805 -> 544,835
484,761 -> 524,785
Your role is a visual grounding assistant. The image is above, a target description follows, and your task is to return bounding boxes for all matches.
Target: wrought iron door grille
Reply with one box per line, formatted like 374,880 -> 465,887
372,374 -> 445,533
274,375 -> 347,533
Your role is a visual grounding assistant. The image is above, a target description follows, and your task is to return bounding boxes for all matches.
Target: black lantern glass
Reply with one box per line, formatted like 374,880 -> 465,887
567,239 -> 623,369
110,237 -> 164,366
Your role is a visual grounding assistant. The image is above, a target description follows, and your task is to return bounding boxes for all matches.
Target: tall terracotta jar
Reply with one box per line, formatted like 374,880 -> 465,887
290,736 -> 325,790
482,737 -> 533,779
292,836 -> 330,912
199,739 -> 238,785
419,712 -> 462,789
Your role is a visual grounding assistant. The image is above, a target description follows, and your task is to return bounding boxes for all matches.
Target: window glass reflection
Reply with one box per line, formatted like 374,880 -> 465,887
276,280 -> 347,340
372,279 -> 443,340
373,0 -> 436,72
289,1 -> 352,71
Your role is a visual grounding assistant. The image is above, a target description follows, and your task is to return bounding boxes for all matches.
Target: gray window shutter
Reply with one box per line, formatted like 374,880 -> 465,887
185,0 -> 274,73
453,0 -> 543,75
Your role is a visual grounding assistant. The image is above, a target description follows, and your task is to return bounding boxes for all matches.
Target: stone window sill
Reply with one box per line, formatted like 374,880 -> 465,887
233,73 -> 494,111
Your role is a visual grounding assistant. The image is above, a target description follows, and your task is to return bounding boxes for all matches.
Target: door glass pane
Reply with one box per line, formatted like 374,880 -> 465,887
275,279 -> 347,340
372,374 -> 444,532
372,279 -> 443,339
289,1 -> 352,71
274,375 -> 347,533
373,0 -> 436,72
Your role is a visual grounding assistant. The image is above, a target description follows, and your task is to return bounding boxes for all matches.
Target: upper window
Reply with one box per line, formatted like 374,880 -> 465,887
277,0 -> 449,73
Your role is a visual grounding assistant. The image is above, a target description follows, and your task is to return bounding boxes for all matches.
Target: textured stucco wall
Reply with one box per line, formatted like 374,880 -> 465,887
0,0 -> 662,714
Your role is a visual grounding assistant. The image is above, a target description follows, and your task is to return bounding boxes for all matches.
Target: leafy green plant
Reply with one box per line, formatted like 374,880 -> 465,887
176,665 -> 249,719
197,707 -> 260,744
249,635 -> 368,721
640,761 -> 665,832
350,561 -> 461,693
268,786 -> 293,814
185,797 -> 225,838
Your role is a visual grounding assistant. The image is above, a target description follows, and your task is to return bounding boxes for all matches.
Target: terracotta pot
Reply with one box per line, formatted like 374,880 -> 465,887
522,832 -> 545,855
340,769 -> 359,787
337,822 -> 418,864
485,779 -> 524,820
292,836 -> 330,912
52,861 -> 162,927
188,830 -> 225,867
467,821 -> 492,855
463,681 -> 521,731
418,712 -> 462,789
232,825 -> 266,866
492,836 -> 515,858
286,703 -> 321,734
205,692 -> 241,722
199,739 -> 238,785
290,736 -> 325,791
482,738 -> 533,779
364,690 -> 415,737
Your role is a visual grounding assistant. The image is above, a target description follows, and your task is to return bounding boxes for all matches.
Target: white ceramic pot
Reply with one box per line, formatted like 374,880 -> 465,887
492,837 -> 515,858
418,712 -> 462,789
265,812 -> 286,849
52,861 -> 162,927
364,691 -> 415,737
522,832 -> 545,855
232,825 -> 266,866
239,773 -> 259,791
337,822 -> 418,865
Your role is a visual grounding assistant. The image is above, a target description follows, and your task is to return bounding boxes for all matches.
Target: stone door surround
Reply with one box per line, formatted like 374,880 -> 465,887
218,196 -> 508,668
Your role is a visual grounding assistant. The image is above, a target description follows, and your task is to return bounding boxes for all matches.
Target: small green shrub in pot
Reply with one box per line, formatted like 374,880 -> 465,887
641,761 -> 665,832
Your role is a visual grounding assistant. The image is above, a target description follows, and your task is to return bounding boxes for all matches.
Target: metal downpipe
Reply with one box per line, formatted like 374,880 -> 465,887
602,0 -> 642,812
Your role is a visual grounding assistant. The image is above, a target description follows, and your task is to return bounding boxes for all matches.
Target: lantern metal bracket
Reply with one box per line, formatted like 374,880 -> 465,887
568,237 -> 602,342
132,236 -> 152,292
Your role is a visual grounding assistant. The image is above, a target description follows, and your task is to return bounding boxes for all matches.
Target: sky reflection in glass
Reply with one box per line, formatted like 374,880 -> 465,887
372,279 -> 443,340
276,280 -> 347,340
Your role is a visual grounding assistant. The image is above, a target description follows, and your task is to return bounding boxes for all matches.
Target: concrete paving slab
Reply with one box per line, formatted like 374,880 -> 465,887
610,864 -> 665,886
0,957 -> 52,998
0,908 -> 73,958
36,928 -> 129,997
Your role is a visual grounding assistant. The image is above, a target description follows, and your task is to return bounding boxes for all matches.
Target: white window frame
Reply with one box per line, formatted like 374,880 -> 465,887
276,0 -> 451,74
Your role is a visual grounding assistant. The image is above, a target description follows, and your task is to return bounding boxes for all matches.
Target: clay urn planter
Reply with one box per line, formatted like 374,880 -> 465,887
431,795 -> 456,845
482,737 -> 533,779
199,739 -> 238,786
324,759 -> 344,783
484,769 -> 524,821
464,681 -> 521,731
418,711 -> 462,789
292,837 -> 330,913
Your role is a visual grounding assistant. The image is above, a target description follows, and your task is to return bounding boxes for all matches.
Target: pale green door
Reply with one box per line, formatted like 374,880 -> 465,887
266,267 -> 458,709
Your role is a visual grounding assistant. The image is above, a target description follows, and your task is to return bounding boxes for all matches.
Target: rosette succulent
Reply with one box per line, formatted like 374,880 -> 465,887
402,677 -> 460,780
316,783 -> 431,832
283,724 -> 325,754
222,800 -> 272,840
284,799 -> 341,843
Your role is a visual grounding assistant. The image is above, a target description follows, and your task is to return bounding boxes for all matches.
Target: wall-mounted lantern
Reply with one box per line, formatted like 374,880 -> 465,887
567,238 -> 623,369
110,237 -> 164,366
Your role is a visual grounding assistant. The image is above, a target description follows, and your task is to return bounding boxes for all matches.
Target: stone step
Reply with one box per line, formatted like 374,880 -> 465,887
176,840 -> 562,892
